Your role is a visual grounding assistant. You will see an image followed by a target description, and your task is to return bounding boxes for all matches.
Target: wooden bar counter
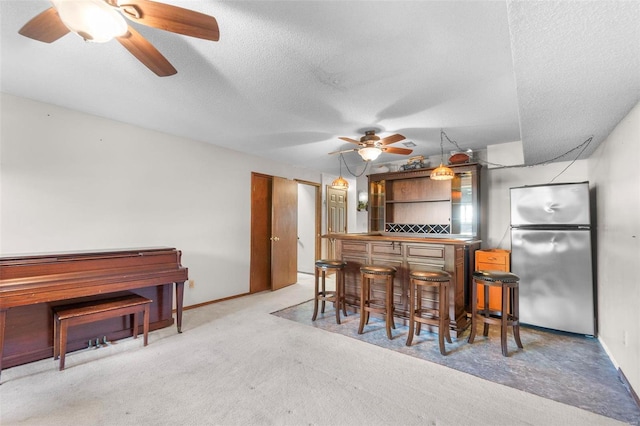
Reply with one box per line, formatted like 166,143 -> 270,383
324,233 -> 480,337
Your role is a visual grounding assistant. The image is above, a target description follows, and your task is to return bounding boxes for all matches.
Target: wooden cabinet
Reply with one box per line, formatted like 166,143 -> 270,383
334,235 -> 480,337
474,249 -> 511,311
368,163 -> 481,238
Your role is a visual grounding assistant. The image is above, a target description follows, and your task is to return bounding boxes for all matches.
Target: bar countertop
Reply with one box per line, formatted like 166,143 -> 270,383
322,232 -> 481,246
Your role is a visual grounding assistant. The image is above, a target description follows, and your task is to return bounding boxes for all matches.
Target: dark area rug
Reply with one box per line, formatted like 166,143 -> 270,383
272,300 -> 640,425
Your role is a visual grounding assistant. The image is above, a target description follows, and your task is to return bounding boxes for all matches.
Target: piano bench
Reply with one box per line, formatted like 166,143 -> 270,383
53,293 -> 152,371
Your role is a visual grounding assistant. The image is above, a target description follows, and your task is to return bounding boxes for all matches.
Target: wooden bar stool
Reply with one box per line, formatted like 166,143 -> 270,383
358,265 -> 396,339
468,270 -> 523,356
406,270 -> 452,355
312,259 -> 348,324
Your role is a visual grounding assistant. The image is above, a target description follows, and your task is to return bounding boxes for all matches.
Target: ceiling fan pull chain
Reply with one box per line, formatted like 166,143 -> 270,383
120,5 -> 142,20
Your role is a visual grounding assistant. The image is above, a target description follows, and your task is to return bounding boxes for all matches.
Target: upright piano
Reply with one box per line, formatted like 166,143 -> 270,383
0,247 -> 188,378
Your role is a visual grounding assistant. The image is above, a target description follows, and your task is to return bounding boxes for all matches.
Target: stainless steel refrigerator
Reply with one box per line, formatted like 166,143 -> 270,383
510,182 -> 596,336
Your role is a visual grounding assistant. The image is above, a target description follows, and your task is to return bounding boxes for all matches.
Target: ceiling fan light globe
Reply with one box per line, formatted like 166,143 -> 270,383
358,147 -> 382,161
52,0 -> 128,43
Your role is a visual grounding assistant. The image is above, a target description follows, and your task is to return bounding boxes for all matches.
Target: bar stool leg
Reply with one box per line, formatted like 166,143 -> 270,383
312,267 -> 320,321
389,275 -> 396,330
442,281 -> 452,344
483,284 -> 490,337
406,279 -> 416,346
320,269 -> 327,314
340,270 -> 348,317
501,283 -> 509,357
437,282 -> 446,355
512,285 -> 523,349
468,278 -> 478,344
385,275 -> 394,339
335,269 -> 342,325
358,276 -> 368,335
416,285 -> 422,336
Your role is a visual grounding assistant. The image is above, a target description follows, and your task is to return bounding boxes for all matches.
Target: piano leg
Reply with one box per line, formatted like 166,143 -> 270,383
0,309 -> 6,383
175,281 -> 185,333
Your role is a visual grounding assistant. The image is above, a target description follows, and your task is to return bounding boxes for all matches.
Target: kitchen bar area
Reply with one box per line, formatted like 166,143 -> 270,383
325,232 -> 480,337
324,162 -> 483,337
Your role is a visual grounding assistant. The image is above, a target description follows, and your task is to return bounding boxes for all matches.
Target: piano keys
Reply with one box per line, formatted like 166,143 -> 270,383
0,247 -> 188,379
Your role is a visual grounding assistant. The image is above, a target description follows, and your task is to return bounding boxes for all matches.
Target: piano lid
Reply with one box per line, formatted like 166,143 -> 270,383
0,247 -> 176,262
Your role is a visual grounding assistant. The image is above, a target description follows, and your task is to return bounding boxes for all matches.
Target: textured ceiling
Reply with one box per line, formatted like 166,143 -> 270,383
1,1 -> 638,175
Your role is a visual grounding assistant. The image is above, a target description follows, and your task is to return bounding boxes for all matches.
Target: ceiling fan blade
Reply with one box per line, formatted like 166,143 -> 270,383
328,148 -> 357,155
115,0 -> 219,41
383,147 -> 413,155
18,7 -> 70,43
379,134 -> 405,146
116,26 -> 177,76
338,137 -> 362,145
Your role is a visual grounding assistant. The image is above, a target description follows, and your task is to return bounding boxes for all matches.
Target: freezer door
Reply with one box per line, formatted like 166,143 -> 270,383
510,183 -> 590,226
511,228 -> 595,335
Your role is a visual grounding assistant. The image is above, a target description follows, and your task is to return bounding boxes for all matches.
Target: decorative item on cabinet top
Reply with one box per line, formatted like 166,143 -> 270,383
400,155 -> 428,171
449,151 -> 472,164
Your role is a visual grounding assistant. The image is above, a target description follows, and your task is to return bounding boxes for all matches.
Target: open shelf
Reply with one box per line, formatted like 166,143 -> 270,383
368,163 -> 481,238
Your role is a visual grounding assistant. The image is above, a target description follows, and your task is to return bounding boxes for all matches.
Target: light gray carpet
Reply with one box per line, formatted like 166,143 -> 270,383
0,274 -> 628,425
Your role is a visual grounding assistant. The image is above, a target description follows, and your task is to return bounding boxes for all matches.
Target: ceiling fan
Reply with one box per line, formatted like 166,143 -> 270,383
330,130 -> 413,161
18,0 -> 220,76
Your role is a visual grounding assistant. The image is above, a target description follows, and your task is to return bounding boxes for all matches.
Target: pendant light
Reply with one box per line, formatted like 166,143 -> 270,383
430,131 -> 455,181
331,155 -> 349,189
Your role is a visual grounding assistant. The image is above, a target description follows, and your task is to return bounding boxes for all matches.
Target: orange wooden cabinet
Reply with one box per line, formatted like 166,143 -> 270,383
474,249 -> 510,311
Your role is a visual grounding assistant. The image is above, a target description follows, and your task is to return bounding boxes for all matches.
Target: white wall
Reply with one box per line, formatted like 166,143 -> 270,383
588,101 -> 640,394
0,94 -> 322,307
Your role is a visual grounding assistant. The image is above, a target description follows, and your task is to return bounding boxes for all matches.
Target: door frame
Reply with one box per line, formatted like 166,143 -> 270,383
296,179 -> 321,268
